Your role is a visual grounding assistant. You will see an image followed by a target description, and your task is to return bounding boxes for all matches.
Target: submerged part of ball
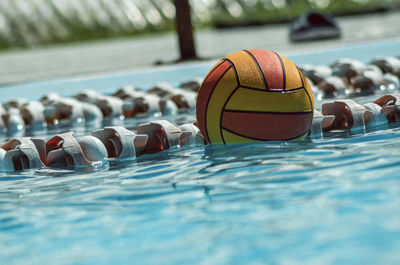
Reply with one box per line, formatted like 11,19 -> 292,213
196,49 -> 314,144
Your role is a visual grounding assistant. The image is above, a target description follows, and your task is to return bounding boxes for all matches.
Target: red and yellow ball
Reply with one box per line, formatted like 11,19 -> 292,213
196,49 -> 314,144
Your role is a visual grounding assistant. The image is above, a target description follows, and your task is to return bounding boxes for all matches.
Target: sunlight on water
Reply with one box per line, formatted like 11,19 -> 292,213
1,110 -> 400,265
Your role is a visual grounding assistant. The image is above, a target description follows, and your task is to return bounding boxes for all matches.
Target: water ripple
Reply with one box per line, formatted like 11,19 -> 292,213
1,129 -> 400,264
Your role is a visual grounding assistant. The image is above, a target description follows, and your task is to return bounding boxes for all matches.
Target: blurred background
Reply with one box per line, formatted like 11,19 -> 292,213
0,0 -> 399,85
0,0 -> 399,48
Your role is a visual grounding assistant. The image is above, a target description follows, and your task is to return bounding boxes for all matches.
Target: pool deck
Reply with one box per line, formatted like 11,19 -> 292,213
0,10 -> 399,86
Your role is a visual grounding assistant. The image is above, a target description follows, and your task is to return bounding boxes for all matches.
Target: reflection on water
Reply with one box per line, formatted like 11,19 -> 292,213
1,113 -> 400,264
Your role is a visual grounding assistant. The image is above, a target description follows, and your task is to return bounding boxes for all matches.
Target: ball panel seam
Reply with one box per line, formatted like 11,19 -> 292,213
224,109 -> 313,115
205,67 -> 238,144
224,51 -> 265,90
223,59 -> 241,86
243,50 -> 268,91
221,126 -> 266,141
225,87 -> 313,113
222,126 -> 310,141
202,59 -> 227,81
274,52 -> 287,92
219,85 -> 240,144
196,60 -> 232,143
221,129 -> 259,143
246,49 -> 285,91
217,60 -> 241,144
281,56 -> 304,90
297,67 -> 315,110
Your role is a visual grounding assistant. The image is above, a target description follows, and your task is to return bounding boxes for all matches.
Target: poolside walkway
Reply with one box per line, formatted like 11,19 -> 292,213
0,10 -> 399,86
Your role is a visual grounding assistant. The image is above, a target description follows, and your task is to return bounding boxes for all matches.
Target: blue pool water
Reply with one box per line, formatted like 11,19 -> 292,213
1,40 -> 400,264
1,119 -> 400,265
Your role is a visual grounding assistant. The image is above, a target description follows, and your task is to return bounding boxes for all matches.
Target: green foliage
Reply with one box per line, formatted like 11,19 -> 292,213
0,0 -> 400,50
211,0 -> 398,28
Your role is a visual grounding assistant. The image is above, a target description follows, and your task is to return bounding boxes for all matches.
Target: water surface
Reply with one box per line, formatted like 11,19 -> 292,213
1,41 -> 400,264
1,110 -> 399,265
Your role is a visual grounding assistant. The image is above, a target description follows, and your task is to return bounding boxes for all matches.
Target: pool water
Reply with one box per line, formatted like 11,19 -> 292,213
1,40 -> 400,264
1,120 -> 400,264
